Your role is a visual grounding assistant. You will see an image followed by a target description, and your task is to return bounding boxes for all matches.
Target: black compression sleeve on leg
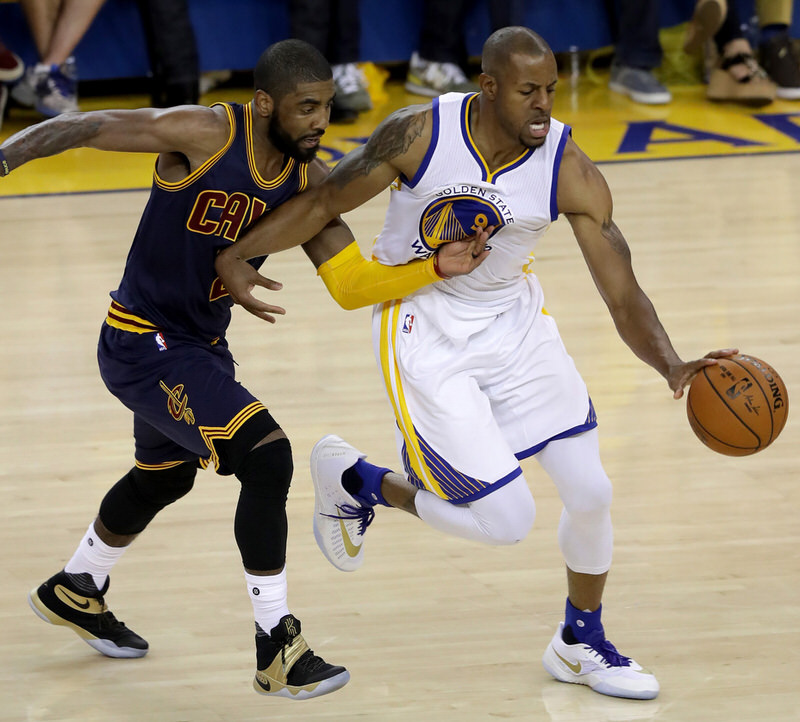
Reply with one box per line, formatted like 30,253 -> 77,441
234,438 -> 293,571
98,463 -> 197,535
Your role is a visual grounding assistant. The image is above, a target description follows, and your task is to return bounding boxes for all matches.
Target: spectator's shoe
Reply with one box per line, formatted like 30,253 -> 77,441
10,65 -> 40,107
28,570 -> 148,658
683,0 -> 727,55
609,64 -> 672,104
332,62 -> 372,113
542,622 -> 659,700
0,44 -> 24,83
253,615 -> 350,700
707,52 -> 776,106
310,434 -> 374,572
759,32 -> 800,100
405,52 -> 478,97
35,60 -> 78,116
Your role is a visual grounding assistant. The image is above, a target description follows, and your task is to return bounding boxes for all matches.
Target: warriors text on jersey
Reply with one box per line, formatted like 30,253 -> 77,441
107,102 -> 309,344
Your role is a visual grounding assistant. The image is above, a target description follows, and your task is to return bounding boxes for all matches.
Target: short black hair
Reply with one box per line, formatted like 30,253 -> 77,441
481,26 -> 552,78
253,39 -> 332,100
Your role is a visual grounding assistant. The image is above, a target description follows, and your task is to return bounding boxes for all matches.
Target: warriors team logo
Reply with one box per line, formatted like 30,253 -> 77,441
414,191 -> 510,256
159,380 -> 196,425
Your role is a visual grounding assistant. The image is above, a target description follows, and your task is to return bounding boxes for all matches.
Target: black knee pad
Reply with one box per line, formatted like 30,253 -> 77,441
235,437 -> 293,500
99,463 -> 197,535
233,438 -> 293,571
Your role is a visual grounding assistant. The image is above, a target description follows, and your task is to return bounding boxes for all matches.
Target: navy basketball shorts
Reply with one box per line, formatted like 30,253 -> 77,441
97,322 -> 270,474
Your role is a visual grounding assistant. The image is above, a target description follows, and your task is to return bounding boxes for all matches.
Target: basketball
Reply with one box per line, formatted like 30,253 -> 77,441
686,354 -> 788,456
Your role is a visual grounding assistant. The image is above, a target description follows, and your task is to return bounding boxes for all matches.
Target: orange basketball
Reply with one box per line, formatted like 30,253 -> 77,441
686,354 -> 788,456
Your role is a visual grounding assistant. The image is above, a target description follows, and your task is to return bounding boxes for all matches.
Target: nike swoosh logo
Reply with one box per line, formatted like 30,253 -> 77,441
55,585 -> 92,611
338,518 -> 362,558
554,650 -> 582,674
255,673 -> 271,692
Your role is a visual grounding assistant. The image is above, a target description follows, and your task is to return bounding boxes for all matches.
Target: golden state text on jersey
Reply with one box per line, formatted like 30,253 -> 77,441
413,186 -> 510,258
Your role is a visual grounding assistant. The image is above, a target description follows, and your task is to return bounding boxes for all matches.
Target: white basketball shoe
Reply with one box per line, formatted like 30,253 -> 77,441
542,622 -> 659,700
310,434 -> 375,572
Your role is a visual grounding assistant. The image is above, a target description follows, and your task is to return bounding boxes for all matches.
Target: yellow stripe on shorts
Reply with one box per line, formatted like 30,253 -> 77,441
378,301 -> 444,497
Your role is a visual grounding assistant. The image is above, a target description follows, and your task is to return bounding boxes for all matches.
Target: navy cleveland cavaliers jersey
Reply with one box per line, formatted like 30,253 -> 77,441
109,102 -> 309,343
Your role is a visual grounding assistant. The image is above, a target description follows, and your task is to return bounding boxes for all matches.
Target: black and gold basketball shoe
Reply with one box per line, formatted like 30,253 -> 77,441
253,615 -> 350,700
28,570 -> 148,658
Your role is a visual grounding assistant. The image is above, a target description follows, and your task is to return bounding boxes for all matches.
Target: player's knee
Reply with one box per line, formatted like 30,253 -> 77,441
492,495 -> 536,545
235,437 -> 293,501
566,473 -> 612,516
138,463 -> 197,505
99,462 -> 197,535
474,482 -> 536,545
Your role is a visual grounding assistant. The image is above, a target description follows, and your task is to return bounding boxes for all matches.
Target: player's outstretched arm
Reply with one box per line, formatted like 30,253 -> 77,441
217,103 -> 489,317
0,105 -> 229,176
218,104 -> 432,268
558,138 -> 737,397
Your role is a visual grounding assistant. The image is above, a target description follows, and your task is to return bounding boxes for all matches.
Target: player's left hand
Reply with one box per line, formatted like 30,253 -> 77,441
214,250 -> 286,323
667,348 -> 739,399
435,225 -> 494,277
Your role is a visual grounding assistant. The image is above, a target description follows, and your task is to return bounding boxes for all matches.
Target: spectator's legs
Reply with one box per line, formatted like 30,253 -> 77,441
612,0 -> 662,69
137,0 -> 199,106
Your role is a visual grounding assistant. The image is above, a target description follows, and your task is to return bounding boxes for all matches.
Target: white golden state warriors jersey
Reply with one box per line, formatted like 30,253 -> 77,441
372,92 -> 570,338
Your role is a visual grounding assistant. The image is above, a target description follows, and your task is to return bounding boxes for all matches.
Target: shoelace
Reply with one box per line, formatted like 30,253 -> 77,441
424,61 -> 468,88
46,67 -> 75,100
583,630 -> 632,668
333,64 -> 364,95
323,502 -> 375,536
277,632 -> 326,679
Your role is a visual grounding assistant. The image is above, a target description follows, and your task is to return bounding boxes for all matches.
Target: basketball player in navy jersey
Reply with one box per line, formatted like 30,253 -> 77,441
215,28 -> 736,700
0,40 -> 488,700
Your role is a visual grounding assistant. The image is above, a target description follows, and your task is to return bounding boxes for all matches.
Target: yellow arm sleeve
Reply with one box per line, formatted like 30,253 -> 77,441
317,241 -> 442,310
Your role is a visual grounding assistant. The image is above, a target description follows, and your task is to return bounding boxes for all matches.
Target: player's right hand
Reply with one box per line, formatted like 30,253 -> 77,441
214,249 -> 286,323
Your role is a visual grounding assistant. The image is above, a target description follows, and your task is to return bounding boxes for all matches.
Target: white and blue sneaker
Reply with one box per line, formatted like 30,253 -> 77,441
542,622 -> 659,700
310,434 -> 375,572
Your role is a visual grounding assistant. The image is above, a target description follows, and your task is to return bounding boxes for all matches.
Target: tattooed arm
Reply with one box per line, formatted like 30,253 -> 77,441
557,137 -> 733,396
0,106 -> 231,178
226,103 -> 432,261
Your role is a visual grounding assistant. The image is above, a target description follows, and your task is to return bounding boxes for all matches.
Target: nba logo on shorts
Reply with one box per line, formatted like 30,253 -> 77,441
402,314 -> 415,334
155,332 -> 168,352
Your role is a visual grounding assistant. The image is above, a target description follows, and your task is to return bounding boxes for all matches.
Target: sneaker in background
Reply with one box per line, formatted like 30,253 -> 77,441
253,614 -> 350,699
759,32 -> 800,100
542,622 -> 659,700
10,64 -> 41,108
332,62 -> 371,113
28,569 -> 149,658
0,44 -> 24,83
609,64 -> 672,104
405,51 -> 478,97
35,59 -> 78,116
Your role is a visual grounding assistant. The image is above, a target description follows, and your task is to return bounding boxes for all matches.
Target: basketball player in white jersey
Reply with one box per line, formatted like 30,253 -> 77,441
215,27 -> 735,700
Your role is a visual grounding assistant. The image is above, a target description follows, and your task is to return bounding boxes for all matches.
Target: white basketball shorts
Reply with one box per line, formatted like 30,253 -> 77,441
372,281 -> 596,504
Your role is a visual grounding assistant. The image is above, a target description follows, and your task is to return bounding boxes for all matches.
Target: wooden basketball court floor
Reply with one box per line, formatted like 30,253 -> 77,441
1,69 -> 799,722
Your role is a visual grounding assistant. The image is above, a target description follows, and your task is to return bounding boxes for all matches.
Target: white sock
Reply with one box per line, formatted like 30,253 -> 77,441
63,522 -> 129,590
245,568 -> 289,634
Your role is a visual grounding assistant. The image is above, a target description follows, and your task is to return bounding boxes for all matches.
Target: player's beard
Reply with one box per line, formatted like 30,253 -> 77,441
269,113 -> 322,162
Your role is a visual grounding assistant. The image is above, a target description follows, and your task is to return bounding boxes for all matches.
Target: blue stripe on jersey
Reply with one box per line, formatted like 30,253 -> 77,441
400,425 -> 523,504
515,395 -> 597,460
405,96 -> 440,188
549,124 -> 571,221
